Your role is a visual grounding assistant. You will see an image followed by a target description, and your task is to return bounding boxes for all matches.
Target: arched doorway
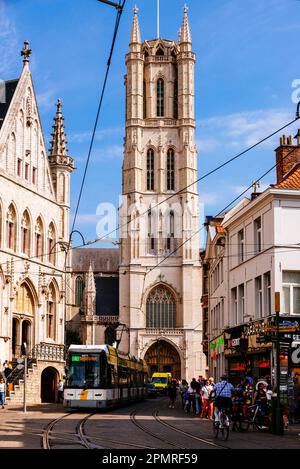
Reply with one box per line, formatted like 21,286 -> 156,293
144,340 -> 181,379
21,320 -> 31,352
12,318 -> 20,356
41,367 -> 59,403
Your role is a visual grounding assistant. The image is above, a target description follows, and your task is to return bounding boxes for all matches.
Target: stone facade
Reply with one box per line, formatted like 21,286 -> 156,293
118,6 -> 206,380
0,42 -> 73,403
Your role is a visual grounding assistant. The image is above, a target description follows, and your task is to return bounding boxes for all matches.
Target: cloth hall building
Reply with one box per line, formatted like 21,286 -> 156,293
0,42 -> 74,403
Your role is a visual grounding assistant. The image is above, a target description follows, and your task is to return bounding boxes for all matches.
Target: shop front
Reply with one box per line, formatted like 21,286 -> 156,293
225,321 -> 272,386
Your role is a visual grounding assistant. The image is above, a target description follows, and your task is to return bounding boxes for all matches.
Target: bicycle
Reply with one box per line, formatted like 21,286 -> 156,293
242,404 -> 270,432
213,407 -> 230,441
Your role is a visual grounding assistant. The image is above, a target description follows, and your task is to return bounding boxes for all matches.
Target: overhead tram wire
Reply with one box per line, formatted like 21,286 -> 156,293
144,139 -> 300,277
69,0 -> 127,241
71,106 -> 300,249
1,106 -> 299,272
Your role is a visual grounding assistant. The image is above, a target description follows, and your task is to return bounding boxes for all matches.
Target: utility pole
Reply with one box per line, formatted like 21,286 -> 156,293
274,293 -> 283,435
23,342 -> 27,414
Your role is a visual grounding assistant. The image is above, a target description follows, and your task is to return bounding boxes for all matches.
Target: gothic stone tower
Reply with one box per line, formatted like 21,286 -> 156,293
119,6 -> 205,380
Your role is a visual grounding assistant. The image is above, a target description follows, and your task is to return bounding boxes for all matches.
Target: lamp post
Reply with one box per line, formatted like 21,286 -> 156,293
274,292 -> 283,435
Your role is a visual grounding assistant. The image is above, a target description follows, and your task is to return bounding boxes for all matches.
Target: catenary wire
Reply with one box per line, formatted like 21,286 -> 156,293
0,109 -> 299,271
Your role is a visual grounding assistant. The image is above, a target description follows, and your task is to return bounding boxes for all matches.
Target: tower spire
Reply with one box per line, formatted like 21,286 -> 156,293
130,5 -> 141,45
179,3 -> 192,44
49,98 -> 68,157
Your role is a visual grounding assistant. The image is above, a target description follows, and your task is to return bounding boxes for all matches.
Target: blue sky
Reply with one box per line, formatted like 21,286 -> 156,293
1,0 -> 300,247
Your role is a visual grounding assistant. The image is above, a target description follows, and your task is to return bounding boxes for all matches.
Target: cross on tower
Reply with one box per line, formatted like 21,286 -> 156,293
21,40 -> 32,65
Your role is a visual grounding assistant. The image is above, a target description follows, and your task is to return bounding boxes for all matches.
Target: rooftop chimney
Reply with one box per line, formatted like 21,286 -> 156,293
275,131 -> 300,183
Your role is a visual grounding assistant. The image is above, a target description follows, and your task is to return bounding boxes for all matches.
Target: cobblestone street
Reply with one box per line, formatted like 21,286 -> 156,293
0,398 -> 299,449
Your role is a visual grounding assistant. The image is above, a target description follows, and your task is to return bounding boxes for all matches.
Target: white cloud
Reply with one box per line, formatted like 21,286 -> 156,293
69,126 -> 123,144
197,108 -> 296,154
0,1 -> 18,78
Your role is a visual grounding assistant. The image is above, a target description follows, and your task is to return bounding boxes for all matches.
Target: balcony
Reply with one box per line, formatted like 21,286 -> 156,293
144,328 -> 184,336
31,343 -> 65,362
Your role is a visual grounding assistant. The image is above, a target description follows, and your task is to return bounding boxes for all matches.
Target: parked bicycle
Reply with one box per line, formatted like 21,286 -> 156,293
244,403 -> 270,431
213,407 -> 230,441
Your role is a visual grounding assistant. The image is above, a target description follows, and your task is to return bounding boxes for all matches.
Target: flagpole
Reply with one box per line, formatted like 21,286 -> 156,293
157,0 -> 160,38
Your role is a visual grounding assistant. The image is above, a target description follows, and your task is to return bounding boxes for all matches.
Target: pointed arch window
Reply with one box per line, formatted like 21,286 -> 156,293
46,283 -> 56,340
147,149 -> 154,191
167,148 -> 175,191
21,211 -> 31,256
146,286 -> 176,328
75,276 -> 84,307
157,79 -> 164,117
143,80 -> 147,119
47,223 -> 56,265
6,204 -> 17,252
35,217 -> 44,261
147,210 -> 155,254
166,210 -> 175,252
173,78 -> 178,119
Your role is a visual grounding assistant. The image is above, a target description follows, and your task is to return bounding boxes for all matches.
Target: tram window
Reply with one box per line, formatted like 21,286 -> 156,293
67,353 -> 104,388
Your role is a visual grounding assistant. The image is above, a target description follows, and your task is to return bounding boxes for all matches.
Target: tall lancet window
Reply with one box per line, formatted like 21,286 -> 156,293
143,80 -> 147,119
46,283 -> 56,340
167,148 -> 175,191
6,204 -> 17,252
35,217 -> 44,261
174,79 -> 178,120
157,78 -> 164,117
147,149 -> 154,191
47,222 -> 56,265
21,211 -> 31,256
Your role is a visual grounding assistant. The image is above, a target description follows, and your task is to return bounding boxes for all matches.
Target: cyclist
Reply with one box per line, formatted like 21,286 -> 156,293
213,374 -> 234,424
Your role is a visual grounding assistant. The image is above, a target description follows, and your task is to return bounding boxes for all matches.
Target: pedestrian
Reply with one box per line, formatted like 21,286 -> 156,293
57,379 -> 64,404
190,378 -> 201,415
201,379 -> 214,419
179,379 -> 188,409
0,377 -> 6,409
167,380 -> 177,409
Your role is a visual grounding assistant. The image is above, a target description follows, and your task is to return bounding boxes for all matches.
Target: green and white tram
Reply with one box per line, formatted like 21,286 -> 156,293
64,345 -> 148,409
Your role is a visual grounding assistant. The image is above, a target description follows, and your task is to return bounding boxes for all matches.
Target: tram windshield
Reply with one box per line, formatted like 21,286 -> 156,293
66,352 -> 106,388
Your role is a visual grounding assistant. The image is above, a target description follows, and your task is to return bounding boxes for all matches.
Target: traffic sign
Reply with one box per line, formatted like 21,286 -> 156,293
16,364 -> 24,370
17,358 -> 24,364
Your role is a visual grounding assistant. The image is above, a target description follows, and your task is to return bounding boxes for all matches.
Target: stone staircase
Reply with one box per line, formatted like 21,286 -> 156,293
5,344 -> 65,405
6,360 -> 41,405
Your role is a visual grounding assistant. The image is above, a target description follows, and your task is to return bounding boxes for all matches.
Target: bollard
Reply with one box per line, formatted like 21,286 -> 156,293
271,397 -> 283,435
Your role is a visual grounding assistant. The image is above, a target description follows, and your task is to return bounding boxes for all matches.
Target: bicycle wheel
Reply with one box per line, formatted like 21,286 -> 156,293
213,420 -> 219,438
220,414 -> 230,441
234,418 -> 250,433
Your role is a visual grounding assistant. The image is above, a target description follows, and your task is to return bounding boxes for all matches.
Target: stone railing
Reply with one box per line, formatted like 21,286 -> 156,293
144,328 -> 184,336
97,316 -> 119,325
31,343 -> 65,362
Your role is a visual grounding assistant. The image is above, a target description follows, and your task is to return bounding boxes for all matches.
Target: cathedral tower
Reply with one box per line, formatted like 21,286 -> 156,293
119,5 -> 205,380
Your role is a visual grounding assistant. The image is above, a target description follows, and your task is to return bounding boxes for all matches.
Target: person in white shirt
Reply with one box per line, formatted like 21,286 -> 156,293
0,377 -> 6,409
201,378 -> 214,419
57,380 -> 64,404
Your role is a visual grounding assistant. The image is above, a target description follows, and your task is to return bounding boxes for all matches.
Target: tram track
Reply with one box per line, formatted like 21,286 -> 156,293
130,410 -> 187,449
152,410 -> 229,449
42,412 -> 95,449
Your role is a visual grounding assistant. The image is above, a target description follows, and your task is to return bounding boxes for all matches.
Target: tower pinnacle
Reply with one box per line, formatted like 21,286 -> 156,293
130,5 -> 141,45
179,3 -> 192,44
49,99 -> 69,157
